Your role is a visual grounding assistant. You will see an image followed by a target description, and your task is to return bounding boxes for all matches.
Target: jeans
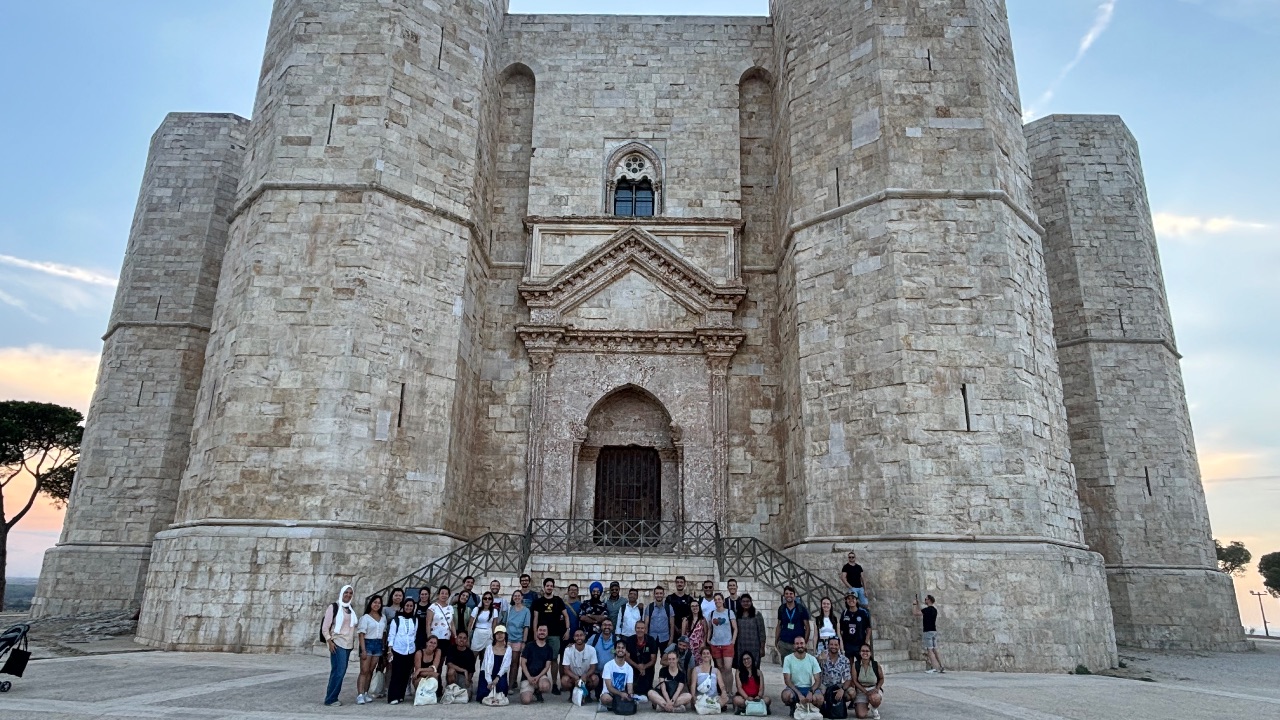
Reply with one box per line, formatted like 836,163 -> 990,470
848,587 -> 868,607
325,645 -> 351,705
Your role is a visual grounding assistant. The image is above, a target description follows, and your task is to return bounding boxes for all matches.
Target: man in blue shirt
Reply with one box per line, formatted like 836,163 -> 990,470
774,585 -> 811,661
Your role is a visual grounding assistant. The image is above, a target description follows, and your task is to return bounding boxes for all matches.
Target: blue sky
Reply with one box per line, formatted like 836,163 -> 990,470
0,1 -> 1276,629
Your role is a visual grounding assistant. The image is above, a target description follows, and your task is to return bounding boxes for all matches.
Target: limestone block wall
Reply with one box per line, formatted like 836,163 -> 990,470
501,15 -> 773,219
137,0 -> 505,651
1025,114 -> 1247,650
33,113 -> 248,617
768,0 -> 1115,671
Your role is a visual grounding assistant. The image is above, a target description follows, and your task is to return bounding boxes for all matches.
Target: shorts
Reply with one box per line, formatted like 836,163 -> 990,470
787,686 -> 812,702
520,679 -> 542,694
922,631 -> 938,650
710,643 -> 734,661
855,687 -> 882,705
547,635 -> 562,658
363,639 -> 384,655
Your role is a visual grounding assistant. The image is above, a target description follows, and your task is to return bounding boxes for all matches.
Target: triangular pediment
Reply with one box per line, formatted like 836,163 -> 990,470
565,269 -> 696,331
519,227 -> 745,318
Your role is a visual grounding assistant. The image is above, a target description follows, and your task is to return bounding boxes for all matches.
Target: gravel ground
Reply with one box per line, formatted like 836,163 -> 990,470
1105,639 -> 1280,700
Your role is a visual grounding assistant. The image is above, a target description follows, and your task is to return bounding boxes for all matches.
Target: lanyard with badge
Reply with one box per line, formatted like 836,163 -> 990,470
784,605 -> 797,632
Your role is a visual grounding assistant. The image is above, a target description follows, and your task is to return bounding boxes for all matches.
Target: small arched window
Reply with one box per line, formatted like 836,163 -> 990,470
605,144 -> 663,217
615,178 -> 655,217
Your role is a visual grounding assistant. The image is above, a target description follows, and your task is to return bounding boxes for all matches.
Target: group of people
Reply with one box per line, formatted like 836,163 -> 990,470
320,553 -> 944,717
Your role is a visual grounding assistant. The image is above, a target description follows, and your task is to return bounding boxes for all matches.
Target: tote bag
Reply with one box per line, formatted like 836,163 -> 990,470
414,677 -> 438,705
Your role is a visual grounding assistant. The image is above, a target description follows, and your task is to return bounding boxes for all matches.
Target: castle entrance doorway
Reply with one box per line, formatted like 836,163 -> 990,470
594,445 -> 661,546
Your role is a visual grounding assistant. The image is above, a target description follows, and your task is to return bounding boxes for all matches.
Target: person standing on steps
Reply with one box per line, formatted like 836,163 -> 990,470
913,594 -> 945,673
489,579 -> 506,615
725,579 -> 742,617
775,585 -> 811,662
566,583 -> 583,639
815,596 -> 841,655
321,584 -> 358,707
840,592 -> 872,663
605,581 -> 627,625
531,578 -> 571,694
841,551 -> 868,608
699,579 -> 718,624
519,573 -> 538,607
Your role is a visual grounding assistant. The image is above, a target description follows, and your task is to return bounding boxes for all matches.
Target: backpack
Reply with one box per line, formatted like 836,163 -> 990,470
318,602 -> 337,642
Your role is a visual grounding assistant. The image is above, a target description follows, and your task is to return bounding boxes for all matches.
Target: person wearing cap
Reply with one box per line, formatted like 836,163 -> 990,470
580,582 -> 610,636
673,634 -> 696,678
476,625 -> 511,705
562,628 -> 601,700
605,581 -> 627,626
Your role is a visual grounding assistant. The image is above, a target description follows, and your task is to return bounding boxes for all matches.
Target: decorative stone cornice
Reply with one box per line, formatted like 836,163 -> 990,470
519,226 -> 746,321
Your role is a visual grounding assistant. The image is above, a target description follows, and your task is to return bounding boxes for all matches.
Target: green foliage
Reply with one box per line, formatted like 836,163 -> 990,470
1215,539 -> 1252,576
0,400 -> 84,528
1072,664 -> 1092,675
1260,552 -> 1280,598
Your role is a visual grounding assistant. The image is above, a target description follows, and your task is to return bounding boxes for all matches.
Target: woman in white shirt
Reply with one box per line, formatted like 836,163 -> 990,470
386,598 -> 419,704
355,595 -> 387,705
817,596 -> 841,654
470,591 -> 499,651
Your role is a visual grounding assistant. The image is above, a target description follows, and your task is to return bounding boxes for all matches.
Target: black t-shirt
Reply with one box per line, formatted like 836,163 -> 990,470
840,608 -> 871,649
445,643 -> 474,671
777,603 -> 810,643
841,563 -> 864,588
666,593 -> 695,628
533,595 -> 568,636
522,640 -> 555,677
657,666 -> 686,697
580,598 -> 609,632
922,606 -> 937,632
625,634 -> 659,670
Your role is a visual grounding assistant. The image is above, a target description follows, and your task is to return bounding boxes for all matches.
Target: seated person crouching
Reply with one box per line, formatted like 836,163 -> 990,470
820,637 -> 854,709
852,644 -> 885,719
412,635 -> 443,698
476,625 -> 512,705
732,650 -> 771,714
561,628 -> 601,700
520,625 -> 556,704
600,643 -> 635,710
650,649 -> 693,712
781,637 -> 824,711
445,630 -> 476,701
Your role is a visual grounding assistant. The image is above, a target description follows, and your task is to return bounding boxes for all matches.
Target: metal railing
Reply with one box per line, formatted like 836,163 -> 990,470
365,531 -> 528,604
718,536 -> 848,611
528,517 -> 720,556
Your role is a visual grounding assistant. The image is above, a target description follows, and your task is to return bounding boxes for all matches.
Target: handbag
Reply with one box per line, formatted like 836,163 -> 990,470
572,682 -> 586,707
695,694 -> 722,715
414,677 -> 439,705
794,702 -> 824,720
368,669 -> 386,696
443,682 -> 468,704
613,694 -> 639,715
744,699 -> 768,717
823,697 -> 848,719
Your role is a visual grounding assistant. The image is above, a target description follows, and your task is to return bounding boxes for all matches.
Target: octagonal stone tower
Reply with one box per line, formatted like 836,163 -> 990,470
134,0 -> 507,650
1026,115 -> 1248,650
769,0 -> 1117,671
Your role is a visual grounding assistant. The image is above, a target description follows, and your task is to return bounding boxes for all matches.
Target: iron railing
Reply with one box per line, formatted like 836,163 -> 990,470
718,536 -> 848,611
366,532 -> 528,604
528,517 -> 720,556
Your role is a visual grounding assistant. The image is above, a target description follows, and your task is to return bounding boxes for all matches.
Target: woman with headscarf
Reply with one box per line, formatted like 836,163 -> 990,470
386,598 -> 420,704
321,584 -> 358,706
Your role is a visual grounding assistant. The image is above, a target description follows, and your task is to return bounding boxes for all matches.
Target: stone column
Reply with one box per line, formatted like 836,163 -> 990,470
518,325 -> 564,524
698,330 -> 743,531
1026,114 -> 1248,651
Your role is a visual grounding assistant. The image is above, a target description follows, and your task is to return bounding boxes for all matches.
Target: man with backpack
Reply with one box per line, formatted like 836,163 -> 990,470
646,585 -> 674,648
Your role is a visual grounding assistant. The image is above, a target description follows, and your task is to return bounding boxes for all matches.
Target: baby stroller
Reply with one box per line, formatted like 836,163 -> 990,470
0,623 -> 31,692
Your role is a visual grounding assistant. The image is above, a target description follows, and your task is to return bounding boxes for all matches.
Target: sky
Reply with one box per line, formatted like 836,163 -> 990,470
0,1 -> 1276,631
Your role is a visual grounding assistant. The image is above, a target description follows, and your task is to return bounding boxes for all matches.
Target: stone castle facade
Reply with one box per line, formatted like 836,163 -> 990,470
33,0 -> 1246,670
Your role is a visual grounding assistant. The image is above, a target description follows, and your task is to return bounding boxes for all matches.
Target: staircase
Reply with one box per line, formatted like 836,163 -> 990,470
368,520 -> 924,674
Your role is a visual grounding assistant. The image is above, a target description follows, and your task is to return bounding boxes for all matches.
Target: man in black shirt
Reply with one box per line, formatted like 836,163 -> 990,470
520,625 -> 555,703
445,630 -> 476,700
838,592 -> 872,661
531,578 -> 571,693
623,618 -> 660,695
841,551 -> 868,608
667,575 -> 695,638
912,594 -> 945,673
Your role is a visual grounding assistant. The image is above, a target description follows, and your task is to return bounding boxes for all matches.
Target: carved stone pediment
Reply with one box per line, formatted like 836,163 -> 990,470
519,226 -> 746,329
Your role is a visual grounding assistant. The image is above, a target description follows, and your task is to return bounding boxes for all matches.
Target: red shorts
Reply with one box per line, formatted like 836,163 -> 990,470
710,643 -> 734,660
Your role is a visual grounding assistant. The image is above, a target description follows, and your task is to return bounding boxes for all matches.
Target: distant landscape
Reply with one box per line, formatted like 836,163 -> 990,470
4,578 -> 38,612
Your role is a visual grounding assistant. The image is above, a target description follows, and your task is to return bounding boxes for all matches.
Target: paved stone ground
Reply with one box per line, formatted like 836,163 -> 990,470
1,640 -> 1277,719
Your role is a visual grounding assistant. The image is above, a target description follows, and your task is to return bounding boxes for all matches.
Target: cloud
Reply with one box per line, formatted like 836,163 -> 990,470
1153,213 -> 1271,239
0,253 -> 118,287
0,345 -> 100,414
0,288 -> 45,322
1022,0 -> 1119,121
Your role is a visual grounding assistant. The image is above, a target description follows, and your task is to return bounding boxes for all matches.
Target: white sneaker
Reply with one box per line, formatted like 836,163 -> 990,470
926,668 -> 938,674
356,694 -> 365,704
870,709 -> 881,719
